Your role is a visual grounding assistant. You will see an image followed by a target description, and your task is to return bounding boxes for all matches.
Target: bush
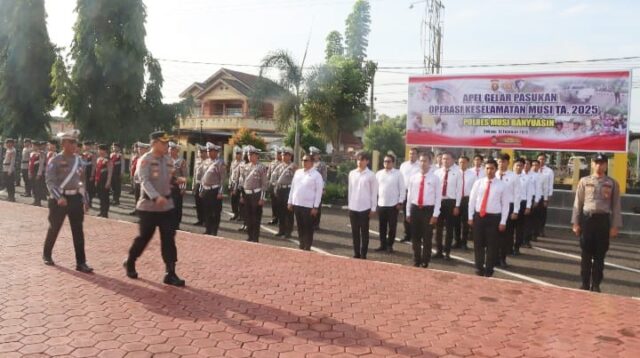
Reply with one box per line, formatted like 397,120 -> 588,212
335,160 -> 356,185
229,127 -> 267,151
323,182 -> 347,205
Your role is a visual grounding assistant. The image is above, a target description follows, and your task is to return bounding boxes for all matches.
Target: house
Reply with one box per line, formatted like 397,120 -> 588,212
176,68 -> 286,147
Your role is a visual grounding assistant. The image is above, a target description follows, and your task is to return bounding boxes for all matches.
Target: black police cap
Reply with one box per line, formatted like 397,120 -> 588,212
593,153 -> 608,163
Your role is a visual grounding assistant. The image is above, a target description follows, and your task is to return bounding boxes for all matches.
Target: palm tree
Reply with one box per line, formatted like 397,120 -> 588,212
259,50 -> 306,160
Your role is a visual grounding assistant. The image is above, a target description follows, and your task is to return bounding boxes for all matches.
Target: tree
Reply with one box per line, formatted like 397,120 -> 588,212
363,121 -> 405,162
284,120 -> 326,155
344,0 -> 371,63
229,127 -> 266,151
378,113 -> 407,134
325,31 -> 344,60
0,0 -> 55,138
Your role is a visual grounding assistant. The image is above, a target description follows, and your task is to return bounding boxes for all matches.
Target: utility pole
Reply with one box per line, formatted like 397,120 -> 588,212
416,0 -> 444,74
366,61 -> 377,127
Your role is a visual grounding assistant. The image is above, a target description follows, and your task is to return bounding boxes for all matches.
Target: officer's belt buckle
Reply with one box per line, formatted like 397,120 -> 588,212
245,188 -> 262,194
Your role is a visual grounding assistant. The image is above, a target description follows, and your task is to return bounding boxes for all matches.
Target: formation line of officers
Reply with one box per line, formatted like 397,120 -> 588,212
1,132 -> 622,291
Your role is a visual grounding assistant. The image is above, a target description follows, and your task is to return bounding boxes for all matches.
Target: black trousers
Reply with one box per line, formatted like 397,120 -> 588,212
171,187 -> 183,229
230,187 -> 241,217
269,187 -> 279,222
402,196 -> 411,240
245,192 -> 263,242
128,209 -> 177,265
538,196 -> 547,235
43,195 -> 87,264
85,167 -> 95,204
454,196 -> 470,246
435,199 -> 457,254
202,188 -> 222,236
276,188 -> 293,235
313,204 -> 322,228
3,172 -> 15,201
410,205 -> 434,265
349,210 -> 370,258
499,203 -> 515,261
580,214 -> 610,288
21,169 -> 30,195
514,201 -> 528,250
96,177 -> 110,217
134,183 -> 141,205
294,206 -> 314,250
473,213 -> 500,276
193,183 -> 203,223
378,206 -> 399,249
111,173 -> 122,203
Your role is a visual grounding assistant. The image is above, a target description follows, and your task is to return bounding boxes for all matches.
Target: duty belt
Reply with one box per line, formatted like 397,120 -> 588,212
244,188 -> 262,194
63,189 -> 80,195
277,184 -> 291,189
201,184 -> 220,190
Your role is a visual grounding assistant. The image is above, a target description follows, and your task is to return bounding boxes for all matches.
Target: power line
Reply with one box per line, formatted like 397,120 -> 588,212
378,55 -> 640,69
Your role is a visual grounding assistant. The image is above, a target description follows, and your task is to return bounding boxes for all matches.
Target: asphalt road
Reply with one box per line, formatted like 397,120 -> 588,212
3,184 -> 639,298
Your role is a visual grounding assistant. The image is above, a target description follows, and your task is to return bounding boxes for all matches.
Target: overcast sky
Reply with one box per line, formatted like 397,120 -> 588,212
45,0 -> 640,131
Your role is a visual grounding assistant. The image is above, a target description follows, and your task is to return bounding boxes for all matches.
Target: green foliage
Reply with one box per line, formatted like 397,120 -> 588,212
336,160 -> 356,185
378,114 -> 407,134
323,182 -> 347,205
363,121 -> 405,161
258,50 -> 303,132
284,121 -> 326,154
229,127 -> 267,151
345,0 -> 371,63
0,0 -> 55,138
325,31 -> 344,60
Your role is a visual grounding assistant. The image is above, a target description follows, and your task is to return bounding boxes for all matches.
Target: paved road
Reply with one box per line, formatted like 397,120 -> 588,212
3,185 -> 639,298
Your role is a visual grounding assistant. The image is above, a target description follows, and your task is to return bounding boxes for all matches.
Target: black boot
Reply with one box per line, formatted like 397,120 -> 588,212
123,258 -> 138,279
163,263 -> 185,287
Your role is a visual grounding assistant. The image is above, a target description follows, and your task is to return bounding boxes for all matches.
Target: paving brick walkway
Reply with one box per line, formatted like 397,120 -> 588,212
0,201 -> 639,357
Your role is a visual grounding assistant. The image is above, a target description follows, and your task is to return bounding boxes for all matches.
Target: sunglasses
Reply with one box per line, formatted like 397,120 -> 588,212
383,160 -> 392,163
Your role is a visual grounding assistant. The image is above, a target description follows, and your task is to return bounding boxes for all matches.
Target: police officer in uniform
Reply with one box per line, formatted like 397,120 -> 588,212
20,138 -> 32,196
274,147 -> 296,238
571,154 -> 622,293
266,146 -> 282,225
192,144 -> 209,225
240,146 -> 268,242
94,144 -> 113,217
201,142 -> 225,236
81,141 -> 97,207
2,138 -> 16,202
42,130 -> 93,273
310,146 -> 327,230
30,141 -> 47,206
124,131 -> 186,286
169,142 -> 187,229
110,143 -> 124,205
237,146 -> 251,232
130,142 -> 150,215
229,146 -> 243,221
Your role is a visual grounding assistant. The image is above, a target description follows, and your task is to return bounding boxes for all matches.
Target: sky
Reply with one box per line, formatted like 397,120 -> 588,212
44,0 -> 640,131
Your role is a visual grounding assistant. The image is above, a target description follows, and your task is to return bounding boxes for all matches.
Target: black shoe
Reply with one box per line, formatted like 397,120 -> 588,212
475,269 -> 485,276
76,263 -> 94,273
353,254 -> 361,259
267,219 -> 278,225
579,284 -> 590,291
361,256 -> 367,260
123,259 -> 138,279
413,262 -> 420,267
591,285 -> 601,293
432,252 -> 444,259
43,256 -> 55,266
21,193 -> 31,197
485,270 -> 494,277
523,243 -> 532,248
500,259 -> 508,268
164,272 -> 186,287
444,253 -> 451,261
274,232 -> 285,237
237,225 -> 246,231
421,262 -> 429,268
386,247 -> 394,253
374,247 -> 386,252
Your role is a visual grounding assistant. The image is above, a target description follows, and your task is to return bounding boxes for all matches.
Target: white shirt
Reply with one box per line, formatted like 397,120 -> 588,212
539,165 -> 554,198
406,170 -> 442,218
531,170 -> 549,204
288,168 -> 324,209
496,170 -> 519,205
376,168 -> 406,207
468,177 -> 510,225
348,167 -> 378,212
471,166 -> 486,179
516,171 -> 535,208
461,168 -> 478,197
435,166 -> 462,206
399,160 -> 420,188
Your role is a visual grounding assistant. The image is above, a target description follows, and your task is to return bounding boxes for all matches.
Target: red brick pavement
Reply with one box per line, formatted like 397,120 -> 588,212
0,201 -> 639,358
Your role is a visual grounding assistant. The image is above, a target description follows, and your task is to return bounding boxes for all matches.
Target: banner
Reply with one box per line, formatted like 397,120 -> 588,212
406,71 -> 631,152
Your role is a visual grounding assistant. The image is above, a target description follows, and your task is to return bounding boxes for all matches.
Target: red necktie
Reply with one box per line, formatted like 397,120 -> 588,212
417,175 -> 425,207
442,169 -> 448,196
480,179 -> 491,217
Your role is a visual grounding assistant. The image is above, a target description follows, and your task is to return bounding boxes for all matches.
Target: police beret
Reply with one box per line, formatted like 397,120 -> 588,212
205,142 -> 221,151
149,131 -> 171,142
245,145 -> 259,154
593,153 -> 608,163
137,142 -> 151,149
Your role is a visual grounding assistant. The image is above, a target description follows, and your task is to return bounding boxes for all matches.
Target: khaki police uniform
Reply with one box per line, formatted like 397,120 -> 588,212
192,145 -> 209,225
240,148 -> 268,242
20,141 -> 32,195
310,146 -> 327,229
2,140 -> 16,201
229,150 -> 243,220
275,158 -> 296,237
267,150 -> 283,225
109,146 -> 123,205
201,143 -> 225,236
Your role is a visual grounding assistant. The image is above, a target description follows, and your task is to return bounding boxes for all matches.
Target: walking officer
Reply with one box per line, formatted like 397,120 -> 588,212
192,144 -> 209,225
110,143 -> 124,205
571,154 -> 622,293
274,146 -> 296,238
200,142 -> 225,236
240,145 -> 268,242
266,146 -> 283,225
310,146 -> 327,230
2,138 -> 16,202
42,130 -> 93,273
124,131 -> 186,286
169,142 -> 187,229
229,146 -> 243,221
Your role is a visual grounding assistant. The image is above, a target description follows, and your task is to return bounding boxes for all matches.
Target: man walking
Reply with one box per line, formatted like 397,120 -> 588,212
375,154 -> 405,253
42,130 -> 93,273
571,154 -> 622,293
124,131 -> 186,286
348,151 -> 378,259
200,142 -> 225,236
288,154 -> 324,250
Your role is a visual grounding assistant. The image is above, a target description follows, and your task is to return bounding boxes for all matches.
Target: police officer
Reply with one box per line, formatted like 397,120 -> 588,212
94,144 -> 113,218
310,146 -> 327,230
274,147 -> 296,238
201,142 -> 225,236
2,138 -> 16,202
229,146 -> 243,221
237,146 -> 251,232
192,144 -> 209,225
266,146 -> 282,225
20,138 -> 32,196
128,142 -> 139,194
169,142 -> 187,229
29,141 -> 47,206
42,130 -> 93,273
124,131 -> 186,287
571,154 -> 622,293
130,142 -> 150,215
240,146 -> 268,242
110,143 -> 124,205
81,141 -> 97,207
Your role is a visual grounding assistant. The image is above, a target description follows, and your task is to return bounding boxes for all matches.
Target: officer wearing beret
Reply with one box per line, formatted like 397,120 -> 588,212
2,138 -> 16,202
228,146 -> 243,221
124,131 -> 186,286
94,144 -> 113,217
240,145 -> 268,242
571,154 -> 622,293
42,130 -> 93,273
309,146 -> 327,230
200,142 -> 225,235
110,143 -> 124,205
